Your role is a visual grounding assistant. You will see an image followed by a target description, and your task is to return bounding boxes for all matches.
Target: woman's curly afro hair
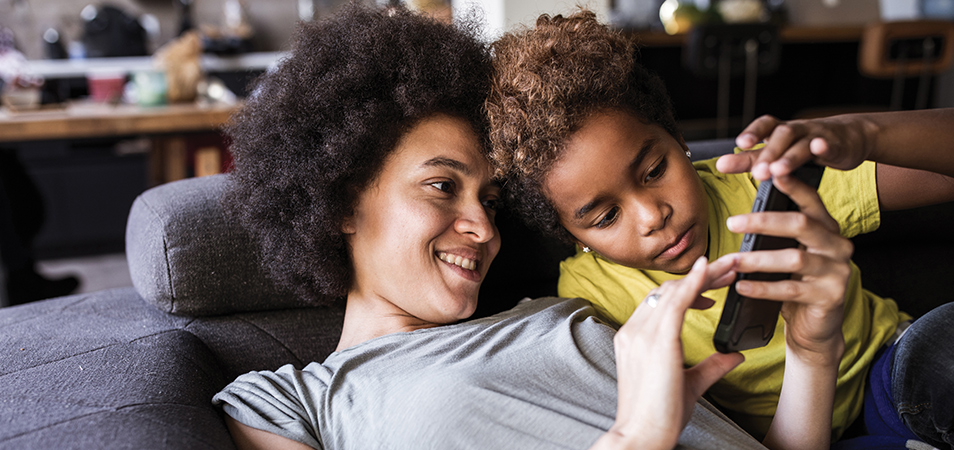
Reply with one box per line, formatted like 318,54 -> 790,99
225,4 -> 491,305
486,10 -> 678,244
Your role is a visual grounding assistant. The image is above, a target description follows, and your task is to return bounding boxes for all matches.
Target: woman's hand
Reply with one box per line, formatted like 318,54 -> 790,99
592,256 -> 745,450
724,174 -> 849,450
716,114 -> 875,181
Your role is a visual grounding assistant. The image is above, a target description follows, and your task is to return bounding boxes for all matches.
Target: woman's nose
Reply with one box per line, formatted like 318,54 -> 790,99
455,202 -> 496,243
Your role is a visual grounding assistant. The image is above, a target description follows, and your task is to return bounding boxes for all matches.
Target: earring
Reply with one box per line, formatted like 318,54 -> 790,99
686,150 -> 692,159
582,246 -> 592,253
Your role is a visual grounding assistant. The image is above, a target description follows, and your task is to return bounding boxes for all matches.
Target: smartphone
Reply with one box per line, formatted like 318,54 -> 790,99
713,162 -> 825,353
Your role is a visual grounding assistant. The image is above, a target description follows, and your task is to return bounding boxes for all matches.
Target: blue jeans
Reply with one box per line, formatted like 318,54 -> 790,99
891,302 -> 954,449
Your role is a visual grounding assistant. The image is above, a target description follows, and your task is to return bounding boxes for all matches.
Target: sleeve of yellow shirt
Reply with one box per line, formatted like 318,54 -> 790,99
817,160 -> 880,238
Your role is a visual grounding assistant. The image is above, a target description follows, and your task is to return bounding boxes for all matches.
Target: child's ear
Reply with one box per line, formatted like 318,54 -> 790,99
677,134 -> 689,150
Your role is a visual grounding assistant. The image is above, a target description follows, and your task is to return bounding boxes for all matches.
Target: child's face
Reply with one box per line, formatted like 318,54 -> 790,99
544,110 -> 709,274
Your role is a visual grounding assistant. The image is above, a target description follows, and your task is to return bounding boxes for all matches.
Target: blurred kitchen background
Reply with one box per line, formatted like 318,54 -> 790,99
1,0 -> 952,304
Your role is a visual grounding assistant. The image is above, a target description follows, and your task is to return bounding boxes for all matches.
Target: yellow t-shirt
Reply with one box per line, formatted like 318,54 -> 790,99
558,157 -> 911,439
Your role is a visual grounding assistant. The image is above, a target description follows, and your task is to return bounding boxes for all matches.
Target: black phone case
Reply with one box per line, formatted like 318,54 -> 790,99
714,163 -> 825,353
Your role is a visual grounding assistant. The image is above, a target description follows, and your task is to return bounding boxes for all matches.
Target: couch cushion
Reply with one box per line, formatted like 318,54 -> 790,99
0,288 -> 345,449
0,290 -> 232,449
126,175 -> 309,316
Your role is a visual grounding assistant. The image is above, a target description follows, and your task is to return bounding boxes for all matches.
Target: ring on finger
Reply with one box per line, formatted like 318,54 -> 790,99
645,293 -> 661,308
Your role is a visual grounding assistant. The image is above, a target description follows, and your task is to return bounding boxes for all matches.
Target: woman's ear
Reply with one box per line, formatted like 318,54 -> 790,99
341,215 -> 356,235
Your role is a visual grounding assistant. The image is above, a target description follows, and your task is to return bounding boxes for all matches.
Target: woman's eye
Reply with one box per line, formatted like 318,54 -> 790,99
430,181 -> 455,193
645,158 -> 668,182
482,197 -> 500,211
596,207 -> 619,229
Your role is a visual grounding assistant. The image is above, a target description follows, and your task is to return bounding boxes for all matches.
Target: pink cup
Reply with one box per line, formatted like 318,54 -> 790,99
87,70 -> 127,103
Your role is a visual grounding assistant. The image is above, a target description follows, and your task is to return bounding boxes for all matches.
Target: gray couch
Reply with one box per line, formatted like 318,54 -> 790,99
0,173 -> 346,449
1,140 -> 951,449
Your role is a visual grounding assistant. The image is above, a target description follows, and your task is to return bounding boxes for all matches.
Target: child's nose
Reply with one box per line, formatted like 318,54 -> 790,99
631,197 -> 670,236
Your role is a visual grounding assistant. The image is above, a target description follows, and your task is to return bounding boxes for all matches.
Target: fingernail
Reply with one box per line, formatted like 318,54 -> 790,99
694,256 -> 707,270
735,281 -> 750,294
737,133 -> 755,148
726,216 -> 742,231
753,163 -> 769,180
771,159 -> 790,173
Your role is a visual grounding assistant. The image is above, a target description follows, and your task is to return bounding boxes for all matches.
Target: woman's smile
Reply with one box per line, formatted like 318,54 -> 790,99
437,250 -> 483,283
438,251 -> 480,272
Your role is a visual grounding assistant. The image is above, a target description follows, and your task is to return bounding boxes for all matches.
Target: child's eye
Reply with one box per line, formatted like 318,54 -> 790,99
430,181 -> 455,193
645,158 -> 668,182
596,206 -> 619,229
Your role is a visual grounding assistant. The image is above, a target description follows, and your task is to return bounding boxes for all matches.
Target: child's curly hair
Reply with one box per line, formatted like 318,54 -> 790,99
225,4 -> 491,304
486,10 -> 678,244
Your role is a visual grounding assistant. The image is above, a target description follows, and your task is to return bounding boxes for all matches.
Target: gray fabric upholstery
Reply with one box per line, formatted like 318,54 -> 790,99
4,173 -> 347,448
0,288 -> 343,449
126,174 -> 309,316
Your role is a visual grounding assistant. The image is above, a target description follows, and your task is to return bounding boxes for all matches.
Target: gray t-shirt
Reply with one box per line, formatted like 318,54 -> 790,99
214,297 -> 766,450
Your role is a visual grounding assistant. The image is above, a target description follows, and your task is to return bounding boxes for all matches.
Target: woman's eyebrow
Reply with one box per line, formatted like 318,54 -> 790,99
422,156 -> 472,175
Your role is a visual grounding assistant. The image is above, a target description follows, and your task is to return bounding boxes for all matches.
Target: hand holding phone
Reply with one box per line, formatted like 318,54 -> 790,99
713,162 -> 825,353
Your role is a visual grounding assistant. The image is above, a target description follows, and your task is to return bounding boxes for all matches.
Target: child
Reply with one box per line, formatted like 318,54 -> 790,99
486,10 -> 954,448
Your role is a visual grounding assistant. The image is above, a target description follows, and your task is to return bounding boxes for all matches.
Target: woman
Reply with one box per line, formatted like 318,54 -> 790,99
213,5 -> 797,450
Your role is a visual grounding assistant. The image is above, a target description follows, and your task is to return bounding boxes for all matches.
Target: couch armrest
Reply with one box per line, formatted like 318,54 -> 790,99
125,175 -> 310,316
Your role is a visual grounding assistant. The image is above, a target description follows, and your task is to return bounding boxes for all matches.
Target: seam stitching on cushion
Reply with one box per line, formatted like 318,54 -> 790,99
137,195 -> 178,314
209,316 -> 304,366
0,296 -> 91,330
163,235 -> 176,313
0,329 -> 184,378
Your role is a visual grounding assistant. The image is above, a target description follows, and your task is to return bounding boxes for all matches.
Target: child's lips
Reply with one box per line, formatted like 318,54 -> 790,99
658,227 -> 693,260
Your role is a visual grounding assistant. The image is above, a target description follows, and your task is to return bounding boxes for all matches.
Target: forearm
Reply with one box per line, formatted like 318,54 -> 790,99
875,163 -> 954,210
857,109 -> 954,177
762,337 -> 843,450
225,417 -> 312,450
845,109 -> 954,210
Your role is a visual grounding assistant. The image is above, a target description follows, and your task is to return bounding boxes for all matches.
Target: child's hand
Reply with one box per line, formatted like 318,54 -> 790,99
725,173 -> 849,364
606,257 -> 744,449
717,114 -> 874,182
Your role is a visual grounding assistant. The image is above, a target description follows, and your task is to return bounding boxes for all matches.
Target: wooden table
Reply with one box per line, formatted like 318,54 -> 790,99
0,101 -> 239,185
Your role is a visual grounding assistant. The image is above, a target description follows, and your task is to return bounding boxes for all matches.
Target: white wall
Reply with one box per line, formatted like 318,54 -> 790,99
452,0 -> 610,40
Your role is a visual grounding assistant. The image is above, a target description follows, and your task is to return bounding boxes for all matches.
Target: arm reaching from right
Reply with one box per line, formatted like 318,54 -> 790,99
718,109 -> 954,210
720,109 -> 954,180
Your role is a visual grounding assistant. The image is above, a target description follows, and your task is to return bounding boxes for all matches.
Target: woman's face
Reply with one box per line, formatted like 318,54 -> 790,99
543,110 -> 709,274
344,114 -> 501,326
